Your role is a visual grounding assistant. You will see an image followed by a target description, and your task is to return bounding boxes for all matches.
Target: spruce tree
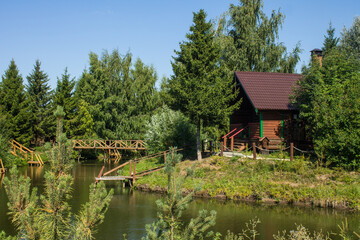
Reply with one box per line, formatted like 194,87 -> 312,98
54,68 -> 76,137
0,60 -> 32,143
322,22 -> 339,54
76,50 -> 159,140
26,60 -> 54,145
168,10 -> 239,160
69,100 -> 96,139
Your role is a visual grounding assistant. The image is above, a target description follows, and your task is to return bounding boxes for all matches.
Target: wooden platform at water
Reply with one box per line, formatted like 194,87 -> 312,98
28,161 -> 41,165
95,176 -> 133,181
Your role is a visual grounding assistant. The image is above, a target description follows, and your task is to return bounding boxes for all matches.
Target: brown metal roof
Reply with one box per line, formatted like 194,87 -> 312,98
234,71 -> 302,111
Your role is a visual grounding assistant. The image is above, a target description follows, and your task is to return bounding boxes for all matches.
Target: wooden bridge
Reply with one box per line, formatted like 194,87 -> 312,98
10,140 -> 44,166
95,148 -> 183,185
72,139 -> 146,163
72,139 -> 146,150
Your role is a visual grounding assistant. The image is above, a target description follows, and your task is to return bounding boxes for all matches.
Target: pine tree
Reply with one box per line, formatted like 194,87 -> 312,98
215,0 -> 301,73
53,68 -> 76,137
26,60 -> 54,145
0,60 -> 32,143
168,10 -> 239,160
4,106 -> 113,239
143,149 -> 217,240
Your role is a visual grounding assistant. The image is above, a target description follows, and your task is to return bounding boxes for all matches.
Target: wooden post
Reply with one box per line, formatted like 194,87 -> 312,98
95,166 -> 105,184
0,159 -> 5,174
224,136 -> 227,148
220,142 -> 224,156
129,160 -> 132,176
231,137 -> 234,152
252,142 -> 256,161
133,161 -> 136,184
164,151 -> 166,163
290,142 -> 294,162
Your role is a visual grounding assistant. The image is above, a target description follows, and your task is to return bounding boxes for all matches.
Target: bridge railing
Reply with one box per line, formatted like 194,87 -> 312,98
72,139 -> 146,150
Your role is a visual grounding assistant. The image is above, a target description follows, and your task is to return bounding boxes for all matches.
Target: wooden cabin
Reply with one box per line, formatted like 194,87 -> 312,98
228,71 -> 304,150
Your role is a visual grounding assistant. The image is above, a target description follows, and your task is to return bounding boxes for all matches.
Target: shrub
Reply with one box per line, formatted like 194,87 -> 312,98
144,105 -> 196,156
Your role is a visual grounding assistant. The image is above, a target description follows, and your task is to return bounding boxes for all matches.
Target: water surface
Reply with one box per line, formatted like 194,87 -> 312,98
0,164 -> 359,239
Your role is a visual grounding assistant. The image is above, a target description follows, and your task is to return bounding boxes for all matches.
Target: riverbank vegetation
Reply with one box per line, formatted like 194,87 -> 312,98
134,155 -> 360,211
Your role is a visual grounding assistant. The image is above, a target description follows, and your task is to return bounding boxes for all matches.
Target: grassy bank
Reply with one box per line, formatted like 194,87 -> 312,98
133,155 -> 360,210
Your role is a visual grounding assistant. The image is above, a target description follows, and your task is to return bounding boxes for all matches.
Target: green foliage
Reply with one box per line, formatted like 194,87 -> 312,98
72,181 -> 113,239
4,167 -> 39,239
69,99 -> 96,139
53,68 -> 77,138
144,105 -> 196,155
215,0 -> 301,73
143,149 -> 217,239
168,9 -> 239,160
322,22 -> 339,54
341,16 -> 360,62
274,224 -> 331,240
0,231 -> 16,240
0,59 -> 32,144
26,60 -> 54,145
76,50 -> 159,140
3,106 -> 113,240
294,48 -> 360,169
136,156 -> 360,210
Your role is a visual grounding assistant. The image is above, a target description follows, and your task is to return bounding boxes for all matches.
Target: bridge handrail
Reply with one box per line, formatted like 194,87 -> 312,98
11,140 -> 34,153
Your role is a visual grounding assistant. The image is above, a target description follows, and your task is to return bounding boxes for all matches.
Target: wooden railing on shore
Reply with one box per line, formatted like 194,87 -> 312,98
72,139 -> 146,150
96,148 -> 183,185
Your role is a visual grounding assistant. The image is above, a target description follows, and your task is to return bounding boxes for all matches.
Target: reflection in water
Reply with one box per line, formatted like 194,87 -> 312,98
0,163 -> 359,239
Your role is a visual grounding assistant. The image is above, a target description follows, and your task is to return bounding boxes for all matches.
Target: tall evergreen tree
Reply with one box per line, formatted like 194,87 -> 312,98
54,68 -> 76,137
76,50 -> 159,140
215,0 -> 301,73
0,60 -> 32,143
69,100 -> 96,139
26,60 -> 54,145
322,22 -> 339,54
168,10 -> 239,160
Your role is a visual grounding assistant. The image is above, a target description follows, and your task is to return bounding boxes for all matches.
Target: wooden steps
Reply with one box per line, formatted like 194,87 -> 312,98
10,140 -> 44,166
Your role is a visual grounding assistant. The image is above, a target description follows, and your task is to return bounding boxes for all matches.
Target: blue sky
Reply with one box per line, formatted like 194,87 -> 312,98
1,0 -> 359,89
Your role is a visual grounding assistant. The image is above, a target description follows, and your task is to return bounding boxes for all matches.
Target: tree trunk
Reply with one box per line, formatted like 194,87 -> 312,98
196,120 -> 202,161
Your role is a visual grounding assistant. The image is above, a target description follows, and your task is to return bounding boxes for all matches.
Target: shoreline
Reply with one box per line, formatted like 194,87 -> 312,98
133,156 -> 360,211
134,183 -> 355,211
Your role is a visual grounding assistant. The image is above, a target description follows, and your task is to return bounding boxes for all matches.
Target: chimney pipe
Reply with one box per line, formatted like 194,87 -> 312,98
310,48 -> 323,67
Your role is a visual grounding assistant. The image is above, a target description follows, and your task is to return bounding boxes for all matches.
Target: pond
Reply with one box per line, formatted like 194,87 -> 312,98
0,163 -> 359,239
